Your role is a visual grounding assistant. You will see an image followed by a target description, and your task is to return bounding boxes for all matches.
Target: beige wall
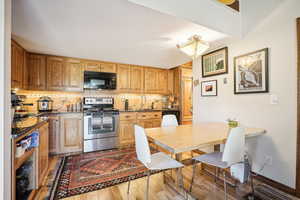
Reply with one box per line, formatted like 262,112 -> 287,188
0,0 -> 11,199
193,0 -> 299,188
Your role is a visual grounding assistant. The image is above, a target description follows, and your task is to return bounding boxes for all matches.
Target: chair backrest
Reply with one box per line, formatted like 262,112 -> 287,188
161,114 -> 178,127
134,125 -> 152,166
222,127 -> 245,166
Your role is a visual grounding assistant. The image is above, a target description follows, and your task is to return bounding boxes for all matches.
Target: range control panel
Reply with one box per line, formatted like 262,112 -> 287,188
84,97 -> 114,105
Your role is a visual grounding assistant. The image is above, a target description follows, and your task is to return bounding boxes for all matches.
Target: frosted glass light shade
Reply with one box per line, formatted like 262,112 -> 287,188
176,35 -> 209,59
218,0 -> 236,5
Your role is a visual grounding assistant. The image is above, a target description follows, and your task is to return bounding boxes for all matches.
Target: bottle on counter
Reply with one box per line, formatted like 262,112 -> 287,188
125,99 -> 129,111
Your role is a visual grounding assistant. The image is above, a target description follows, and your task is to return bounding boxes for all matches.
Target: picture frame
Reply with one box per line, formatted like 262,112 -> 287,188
202,47 -> 228,77
201,80 -> 218,97
234,48 -> 269,94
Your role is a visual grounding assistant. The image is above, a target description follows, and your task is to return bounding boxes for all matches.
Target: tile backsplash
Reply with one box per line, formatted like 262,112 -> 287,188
16,90 -> 169,112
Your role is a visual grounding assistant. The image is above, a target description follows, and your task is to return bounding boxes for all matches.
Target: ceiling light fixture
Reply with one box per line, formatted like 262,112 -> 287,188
217,0 -> 236,5
176,35 -> 209,59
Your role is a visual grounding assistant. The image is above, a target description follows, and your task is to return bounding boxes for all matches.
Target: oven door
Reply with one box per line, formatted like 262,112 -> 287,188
84,112 -> 119,140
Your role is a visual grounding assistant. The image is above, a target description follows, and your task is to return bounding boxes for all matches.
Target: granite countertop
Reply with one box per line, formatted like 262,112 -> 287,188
37,111 -> 83,116
12,116 -> 48,139
119,109 -> 180,112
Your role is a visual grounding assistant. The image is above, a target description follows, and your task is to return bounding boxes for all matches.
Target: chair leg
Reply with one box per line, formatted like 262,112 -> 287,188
223,170 -> 227,200
250,172 -> 255,197
127,179 -> 131,195
146,171 -> 151,200
189,162 -> 197,192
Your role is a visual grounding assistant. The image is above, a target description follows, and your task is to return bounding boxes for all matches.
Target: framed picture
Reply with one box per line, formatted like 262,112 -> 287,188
202,47 -> 228,77
234,48 -> 269,94
201,80 -> 218,97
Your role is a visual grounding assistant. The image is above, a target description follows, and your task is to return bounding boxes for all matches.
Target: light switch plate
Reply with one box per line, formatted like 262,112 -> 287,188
270,94 -> 279,105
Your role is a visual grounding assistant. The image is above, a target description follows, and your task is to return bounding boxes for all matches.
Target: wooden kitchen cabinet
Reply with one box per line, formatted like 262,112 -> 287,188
11,40 -> 25,89
64,59 -> 83,91
101,63 -> 117,73
27,53 -> 47,90
119,120 -> 135,146
60,113 -> 83,153
144,68 -> 157,93
84,61 -> 101,72
117,64 -> 131,91
130,66 -> 144,92
48,116 -> 60,155
38,122 -> 49,186
167,70 -> 174,95
46,56 -> 65,90
144,68 -> 168,94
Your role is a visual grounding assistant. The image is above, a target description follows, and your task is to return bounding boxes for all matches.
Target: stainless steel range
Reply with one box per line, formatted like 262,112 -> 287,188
83,97 -> 119,152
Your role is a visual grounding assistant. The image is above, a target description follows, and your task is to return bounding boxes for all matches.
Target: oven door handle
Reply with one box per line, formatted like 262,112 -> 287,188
84,115 -> 92,138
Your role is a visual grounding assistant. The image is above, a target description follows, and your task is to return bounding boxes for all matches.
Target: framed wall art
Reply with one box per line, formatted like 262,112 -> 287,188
202,47 -> 228,77
234,48 -> 269,94
201,80 -> 218,97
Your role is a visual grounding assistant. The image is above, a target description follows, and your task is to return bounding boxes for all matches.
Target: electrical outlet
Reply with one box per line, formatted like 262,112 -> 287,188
264,155 -> 273,165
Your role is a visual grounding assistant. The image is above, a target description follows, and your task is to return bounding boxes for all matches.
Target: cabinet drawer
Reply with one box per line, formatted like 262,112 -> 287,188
120,112 -> 137,121
150,112 -> 162,119
137,112 -> 152,120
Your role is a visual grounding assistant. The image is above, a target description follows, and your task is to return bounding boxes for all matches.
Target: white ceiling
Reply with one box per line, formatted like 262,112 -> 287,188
12,0 -> 227,68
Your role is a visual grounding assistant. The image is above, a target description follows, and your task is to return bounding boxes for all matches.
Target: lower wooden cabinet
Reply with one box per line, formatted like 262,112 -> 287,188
48,116 -> 60,154
119,120 -> 135,146
119,112 -> 162,147
38,122 -> 49,186
59,113 -> 83,153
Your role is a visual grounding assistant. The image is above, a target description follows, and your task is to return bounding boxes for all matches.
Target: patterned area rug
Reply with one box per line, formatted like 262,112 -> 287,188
55,147 -> 161,199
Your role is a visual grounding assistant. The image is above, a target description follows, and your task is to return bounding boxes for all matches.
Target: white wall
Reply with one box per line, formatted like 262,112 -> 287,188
0,0 -> 11,199
193,0 -> 299,188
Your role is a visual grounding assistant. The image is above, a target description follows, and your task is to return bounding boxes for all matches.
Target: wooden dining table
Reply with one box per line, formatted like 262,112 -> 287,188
145,122 -> 266,198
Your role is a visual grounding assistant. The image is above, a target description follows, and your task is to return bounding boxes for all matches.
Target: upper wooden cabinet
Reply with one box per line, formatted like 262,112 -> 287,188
167,70 -> 174,95
130,66 -> 144,92
46,57 -> 83,91
101,63 -> 117,73
11,41 -> 25,89
27,53 -> 47,90
144,68 -> 168,94
84,61 -> 116,73
117,64 -> 131,91
46,56 -> 64,91
85,61 -> 101,72
64,59 -> 83,91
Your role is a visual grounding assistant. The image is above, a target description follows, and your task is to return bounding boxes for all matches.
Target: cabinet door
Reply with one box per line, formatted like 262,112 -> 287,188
144,68 -> 158,93
46,56 -> 64,90
130,66 -> 144,92
11,41 -> 24,89
38,122 -> 49,186
101,63 -> 117,73
27,54 -> 46,90
173,68 -> 180,98
167,70 -> 174,95
152,119 -> 161,128
85,61 -> 101,72
64,59 -> 83,91
137,120 -> 153,128
182,77 -> 193,122
119,120 -> 135,146
60,114 -> 83,153
48,116 -> 60,155
157,69 -> 168,94
117,64 -> 131,91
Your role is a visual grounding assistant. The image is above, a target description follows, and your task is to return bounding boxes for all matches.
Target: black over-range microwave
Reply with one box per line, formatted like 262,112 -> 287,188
84,71 -> 117,90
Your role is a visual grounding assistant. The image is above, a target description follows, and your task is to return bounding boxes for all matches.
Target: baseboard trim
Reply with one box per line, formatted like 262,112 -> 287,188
253,173 -> 296,197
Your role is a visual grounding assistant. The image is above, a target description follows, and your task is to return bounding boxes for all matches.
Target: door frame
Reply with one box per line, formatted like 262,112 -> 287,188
296,17 -> 300,197
0,0 -> 12,200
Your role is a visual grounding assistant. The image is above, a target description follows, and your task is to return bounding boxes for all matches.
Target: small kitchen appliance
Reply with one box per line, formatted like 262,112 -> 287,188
37,96 -> 53,112
83,97 -> 119,152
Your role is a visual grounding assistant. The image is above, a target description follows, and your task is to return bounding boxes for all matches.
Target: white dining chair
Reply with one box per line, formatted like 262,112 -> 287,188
128,125 -> 184,200
189,127 -> 245,200
161,114 -> 178,127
